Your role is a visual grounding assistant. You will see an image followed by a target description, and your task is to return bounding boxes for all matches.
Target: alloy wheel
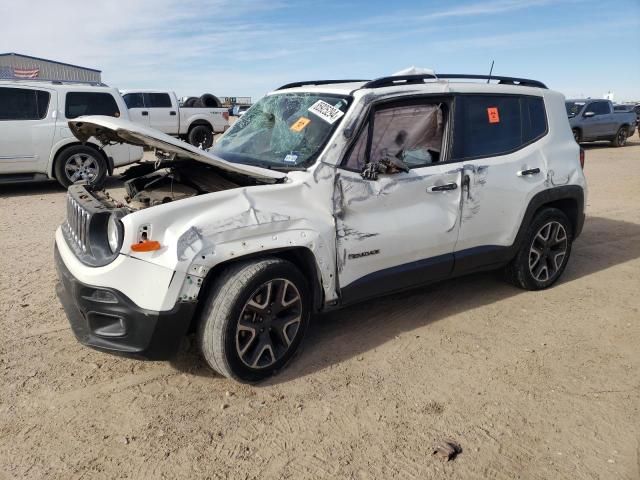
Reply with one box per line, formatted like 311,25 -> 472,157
617,128 -> 627,146
65,153 -> 99,183
236,279 -> 303,369
529,221 -> 568,282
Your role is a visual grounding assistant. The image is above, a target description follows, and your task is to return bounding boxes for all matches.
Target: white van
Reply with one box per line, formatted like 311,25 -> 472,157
0,80 -> 142,188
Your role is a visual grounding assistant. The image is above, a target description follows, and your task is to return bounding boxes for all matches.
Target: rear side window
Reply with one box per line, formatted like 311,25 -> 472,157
144,93 -> 172,108
452,95 -> 547,160
65,92 -> 120,119
0,87 -> 50,120
522,96 -> 547,143
123,93 -> 144,108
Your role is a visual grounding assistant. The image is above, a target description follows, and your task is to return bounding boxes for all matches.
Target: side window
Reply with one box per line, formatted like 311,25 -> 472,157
345,103 -> 445,171
451,95 -> 522,160
123,93 -> 144,109
0,87 -> 50,121
144,93 -> 172,108
522,96 -> 547,143
588,101 -> 609,115
65,92 -> 120,119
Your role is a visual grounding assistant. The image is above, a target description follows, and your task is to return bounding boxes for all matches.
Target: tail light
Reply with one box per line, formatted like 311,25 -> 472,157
579,148 -> 585,169
222,112 -> 229,121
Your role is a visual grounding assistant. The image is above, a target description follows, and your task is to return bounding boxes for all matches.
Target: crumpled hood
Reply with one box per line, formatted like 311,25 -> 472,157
68,115 -> 287,183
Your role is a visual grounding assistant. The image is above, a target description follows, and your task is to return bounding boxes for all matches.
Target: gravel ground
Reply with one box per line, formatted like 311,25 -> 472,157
1,138 -> 639,479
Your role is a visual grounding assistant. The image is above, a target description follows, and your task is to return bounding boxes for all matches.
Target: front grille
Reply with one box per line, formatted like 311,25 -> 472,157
66,194 -> 91,253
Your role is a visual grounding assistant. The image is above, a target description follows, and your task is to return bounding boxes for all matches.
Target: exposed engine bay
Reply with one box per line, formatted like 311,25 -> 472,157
95,155 -> 266,212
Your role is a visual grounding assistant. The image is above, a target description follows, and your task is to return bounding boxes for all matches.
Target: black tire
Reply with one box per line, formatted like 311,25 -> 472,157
611,126 -> 628,147
572,128 -> 581,143
505,208 -> 573,290
54,145 -> 107,189
198,258 -> 311,382
183,97 -> 199,107
198,93 -> 222,108
187,125 -> 214,149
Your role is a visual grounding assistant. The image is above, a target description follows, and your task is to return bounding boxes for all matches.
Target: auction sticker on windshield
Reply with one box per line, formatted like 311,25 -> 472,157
308,100 -> 345,124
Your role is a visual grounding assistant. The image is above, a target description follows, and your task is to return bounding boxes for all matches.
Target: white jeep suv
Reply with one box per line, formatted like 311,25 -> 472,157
0,80 -> 142,188
54,73 -> 587,382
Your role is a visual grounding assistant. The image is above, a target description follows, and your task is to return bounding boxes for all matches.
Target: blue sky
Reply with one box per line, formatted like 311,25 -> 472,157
2,0 -> 639,101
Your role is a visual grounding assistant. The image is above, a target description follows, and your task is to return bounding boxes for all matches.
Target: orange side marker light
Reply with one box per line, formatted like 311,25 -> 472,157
131,240 -> 162,252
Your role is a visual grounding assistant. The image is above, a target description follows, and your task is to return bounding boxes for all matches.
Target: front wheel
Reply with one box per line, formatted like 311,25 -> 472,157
505,208 -> 573,290
572,128 -> 581,143
611,126 -> 628,147
198,258 -> 311,382
187,125 -> 214,149
54,145 -> 107,188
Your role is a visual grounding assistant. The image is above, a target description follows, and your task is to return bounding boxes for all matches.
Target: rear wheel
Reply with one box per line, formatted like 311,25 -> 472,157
611,126 -> 628,147
54,145 -> 107,188
198,258 -> 311,382
187,125 -> 214,149
505,208 -> 573,290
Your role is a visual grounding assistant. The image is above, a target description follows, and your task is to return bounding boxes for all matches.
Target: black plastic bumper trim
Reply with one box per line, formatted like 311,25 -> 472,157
55,245 -> 196,360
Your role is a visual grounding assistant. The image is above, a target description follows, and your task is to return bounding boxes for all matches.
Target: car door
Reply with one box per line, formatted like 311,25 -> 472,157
0,85 -> 56,174
450,94 -> 548,274
335,97 -> 462,304
583,101 -> 609,138
144,92 -> 178,134
122,92 -> 150,127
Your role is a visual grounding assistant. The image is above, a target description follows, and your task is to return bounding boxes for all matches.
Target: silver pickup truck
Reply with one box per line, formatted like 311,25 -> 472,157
566,99 -> 636,147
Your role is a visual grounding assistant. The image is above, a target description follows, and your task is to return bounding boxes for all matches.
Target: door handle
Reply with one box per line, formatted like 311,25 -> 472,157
427,182 -> 458,192
141,111 -> 149,116
169,111 -> 176,116
517,168 -> 540,177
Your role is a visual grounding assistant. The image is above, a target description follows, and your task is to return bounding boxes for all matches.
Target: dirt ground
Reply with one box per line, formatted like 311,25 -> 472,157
1,137 -> 639,480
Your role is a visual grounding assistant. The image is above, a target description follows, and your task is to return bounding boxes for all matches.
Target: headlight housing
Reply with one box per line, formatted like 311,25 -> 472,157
107,214 -> 123,254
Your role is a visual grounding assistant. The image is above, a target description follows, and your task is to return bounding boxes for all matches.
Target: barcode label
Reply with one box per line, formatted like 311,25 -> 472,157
308,100 -> 345,124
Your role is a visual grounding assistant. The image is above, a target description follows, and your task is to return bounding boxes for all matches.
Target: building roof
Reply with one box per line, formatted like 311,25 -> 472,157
0,52 -> 101,73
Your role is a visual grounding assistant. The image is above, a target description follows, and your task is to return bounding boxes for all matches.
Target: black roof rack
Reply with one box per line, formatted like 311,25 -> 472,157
1,78 -> 109,87
362,74 -> 547,89
276,79 -> 369,90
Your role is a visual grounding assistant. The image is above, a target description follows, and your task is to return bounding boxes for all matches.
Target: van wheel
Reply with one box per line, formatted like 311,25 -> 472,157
611,126 -> 627,147
198,258 -> 311,382
188,125 -> 214,149
505,208 -> 573,290
54,145 -> 107,188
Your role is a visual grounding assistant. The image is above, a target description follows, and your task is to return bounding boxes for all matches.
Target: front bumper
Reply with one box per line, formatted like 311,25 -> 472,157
55,245 -> 196,360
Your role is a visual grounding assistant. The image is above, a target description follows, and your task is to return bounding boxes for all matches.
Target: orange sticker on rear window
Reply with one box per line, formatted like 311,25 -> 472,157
290,116 -> 311,132
487,107 -> 500,124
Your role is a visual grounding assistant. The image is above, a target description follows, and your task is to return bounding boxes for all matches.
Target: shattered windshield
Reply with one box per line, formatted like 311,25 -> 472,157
565,101 -> 585,117
212,93 -> 351,169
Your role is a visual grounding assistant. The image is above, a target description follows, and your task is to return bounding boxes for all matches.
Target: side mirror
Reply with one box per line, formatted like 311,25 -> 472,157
583,111 -> 595,118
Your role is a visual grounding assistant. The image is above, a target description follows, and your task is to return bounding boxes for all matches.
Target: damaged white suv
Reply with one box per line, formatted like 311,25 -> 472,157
55,73 -> 587,381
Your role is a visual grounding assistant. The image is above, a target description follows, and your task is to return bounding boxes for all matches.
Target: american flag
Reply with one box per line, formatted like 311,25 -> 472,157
0,66 -> 13,79
13,66 -> 40,79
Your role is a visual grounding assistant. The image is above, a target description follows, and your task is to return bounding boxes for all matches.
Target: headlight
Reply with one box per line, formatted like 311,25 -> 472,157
107,215 -> 123,253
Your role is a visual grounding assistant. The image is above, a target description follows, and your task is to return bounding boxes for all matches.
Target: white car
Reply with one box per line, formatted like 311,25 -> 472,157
55,73 -> 587,382
0,80 -> 142,188
120,90 -> 229,149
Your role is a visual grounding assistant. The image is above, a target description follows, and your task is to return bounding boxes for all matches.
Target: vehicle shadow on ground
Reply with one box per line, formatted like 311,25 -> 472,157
581,137 -> 639,149
0,176 -> 125,198
170,215 -> 640,384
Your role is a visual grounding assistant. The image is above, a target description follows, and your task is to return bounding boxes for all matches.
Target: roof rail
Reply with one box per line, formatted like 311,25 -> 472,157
276,79 -> 369,90
362,74 -> 437,88
0,78 -> 109,87
437,74 -> 547,89
362,73 -> 546,89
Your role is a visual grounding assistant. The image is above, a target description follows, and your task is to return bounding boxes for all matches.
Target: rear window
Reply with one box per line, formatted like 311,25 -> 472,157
144,93 -> 172,108
0,87 -> 50,121
65,92 -> 120,119
452,95 -> 547,160
123,93 -> 144,108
